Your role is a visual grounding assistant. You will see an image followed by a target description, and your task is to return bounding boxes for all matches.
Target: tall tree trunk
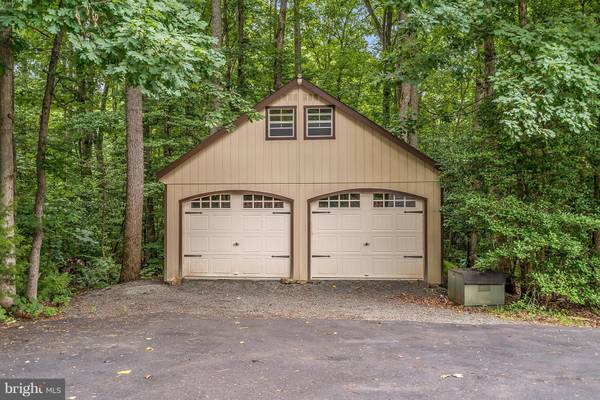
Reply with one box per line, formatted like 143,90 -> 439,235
223,0 -> 233,87
381,6 -> 392,126
95,81 -> 109,257
293,0 -> 301,77
120,86 -> 144,282
518,0 -> 528,27
273,0 -> 288,90
236,0 -> 246,90
27,26 -> 64,300
396,11 -> 418,147
0,23 -> 15,308
363,0 -> 392,126
211,0 -> 223,133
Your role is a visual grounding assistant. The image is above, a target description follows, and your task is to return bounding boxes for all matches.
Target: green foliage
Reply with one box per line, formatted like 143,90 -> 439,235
71,257 -> 120,290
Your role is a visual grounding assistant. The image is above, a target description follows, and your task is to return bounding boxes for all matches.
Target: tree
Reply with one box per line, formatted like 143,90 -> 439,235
236,0 -> 245,90
73,0 -> 226,282
0,8 -> 15,308
294,0 -> 301,77
363,0 -> 393,126
27,17 -> 65,300
121,85 -> 143,282
273,0 -> 288,89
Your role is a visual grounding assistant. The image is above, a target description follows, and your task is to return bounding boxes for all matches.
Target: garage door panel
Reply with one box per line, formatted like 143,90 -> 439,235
395,214 -> 419,231
183,193 -> 291,279
398,236 -> 419,252
264,236 -> 288,253
264,215 -> 287,231
312,235 -> 337,253
312,257 -> 338,275
341,214 -> 362,230
372,214 -> 394,231
371,235 -> 394,253
187,214 -> 209,231
186,236 -> 209,253
340,235 -> 362,252
211,257 -> 234,274
314,214 -> 338,230
210,236 -> 234,252
371,257 -> 396,275
311,191 -> 424,280
241,214 -> 263,231
210,215 -> 234,231
187,257 -> 209,275
264,258 -> 290,276
341,258 -> 362,275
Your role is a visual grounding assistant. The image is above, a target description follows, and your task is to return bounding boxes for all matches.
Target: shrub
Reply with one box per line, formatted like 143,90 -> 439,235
72,257 -> 120,289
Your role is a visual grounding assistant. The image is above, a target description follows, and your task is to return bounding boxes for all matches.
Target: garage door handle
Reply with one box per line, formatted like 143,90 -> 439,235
404,255 -> 423,258
364,242 -> 370,246
233,242 -> 239,246
312,255 -> 331,258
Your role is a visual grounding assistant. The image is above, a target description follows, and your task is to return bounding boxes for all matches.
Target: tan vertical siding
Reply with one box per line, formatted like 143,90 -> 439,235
161,85 -> 442,284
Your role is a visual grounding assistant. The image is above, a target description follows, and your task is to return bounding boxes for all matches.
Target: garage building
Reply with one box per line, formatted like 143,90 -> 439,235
157,78 -> 442,285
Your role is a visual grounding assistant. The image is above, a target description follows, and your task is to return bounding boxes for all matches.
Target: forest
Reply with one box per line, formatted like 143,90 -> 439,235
0,0 -> 599,318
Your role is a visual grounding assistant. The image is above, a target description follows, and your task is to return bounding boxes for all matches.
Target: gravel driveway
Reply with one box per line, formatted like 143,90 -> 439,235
65,279 -> 508,325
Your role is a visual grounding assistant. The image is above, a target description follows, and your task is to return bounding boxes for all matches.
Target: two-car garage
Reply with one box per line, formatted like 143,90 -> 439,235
182,190 -> 424,280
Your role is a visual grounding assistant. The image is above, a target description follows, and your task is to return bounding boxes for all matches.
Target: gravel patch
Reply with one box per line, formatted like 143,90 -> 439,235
65,279 -> 510,325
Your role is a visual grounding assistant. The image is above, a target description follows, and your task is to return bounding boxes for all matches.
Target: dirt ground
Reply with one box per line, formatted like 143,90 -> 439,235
64,279 -> 510,325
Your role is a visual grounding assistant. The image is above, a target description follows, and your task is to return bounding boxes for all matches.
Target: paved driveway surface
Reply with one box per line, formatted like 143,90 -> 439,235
2,314 -> 599,400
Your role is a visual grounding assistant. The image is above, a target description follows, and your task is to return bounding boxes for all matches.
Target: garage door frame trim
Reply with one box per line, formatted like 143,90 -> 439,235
307,188 -> 428,281
178,190 -> 295,278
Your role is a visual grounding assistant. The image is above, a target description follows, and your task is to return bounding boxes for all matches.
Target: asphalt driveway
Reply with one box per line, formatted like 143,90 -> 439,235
2,281 -> 600,399
2,313 -> 600,399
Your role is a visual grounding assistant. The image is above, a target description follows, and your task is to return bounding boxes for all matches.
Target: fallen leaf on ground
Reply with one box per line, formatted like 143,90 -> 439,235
117,369 -> 132,375
145,347 -> 154,352
144,374 -> 152,380
441,373 -> 464,379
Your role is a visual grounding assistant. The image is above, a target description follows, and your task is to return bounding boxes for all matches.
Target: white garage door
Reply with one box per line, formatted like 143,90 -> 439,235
183,193 -> 291,278
310,191 -> 424,279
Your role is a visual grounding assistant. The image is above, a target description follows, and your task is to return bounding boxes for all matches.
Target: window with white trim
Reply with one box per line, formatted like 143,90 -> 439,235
317,193 -> 360,208
267,108 -> 295,138
373,193 -> 416,208
243,194 -> 285,209
190,194 -> 231,209
306,107 -> 333,138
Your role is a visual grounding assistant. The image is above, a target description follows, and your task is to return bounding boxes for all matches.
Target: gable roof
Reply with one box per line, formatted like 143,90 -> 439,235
156,78 -> 439,180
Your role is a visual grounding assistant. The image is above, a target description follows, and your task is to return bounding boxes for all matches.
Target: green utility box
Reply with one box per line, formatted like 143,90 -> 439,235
448,269 -> 506,306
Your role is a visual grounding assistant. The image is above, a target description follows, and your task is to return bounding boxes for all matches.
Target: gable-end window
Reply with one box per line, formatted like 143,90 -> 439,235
305,106 -> 334,138
267,107 -> 296,139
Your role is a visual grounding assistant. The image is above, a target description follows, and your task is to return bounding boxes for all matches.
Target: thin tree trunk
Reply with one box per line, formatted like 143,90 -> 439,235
0,23 -> 15,308
143,122 -> 156,265
408,83 -> 419,147
95,82 -> 109,258
594,172 -> 600,254
293,0 -> 301,77
120,85 -> 144,282
77,75 -> 94,177
273,0 -> 288,90
27,26 -> 64,300
236,0 -> 246,90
